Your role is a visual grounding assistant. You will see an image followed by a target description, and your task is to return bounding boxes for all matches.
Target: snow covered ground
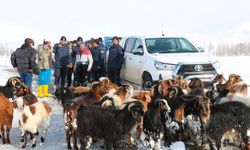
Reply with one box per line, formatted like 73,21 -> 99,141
0,55 -> 249,150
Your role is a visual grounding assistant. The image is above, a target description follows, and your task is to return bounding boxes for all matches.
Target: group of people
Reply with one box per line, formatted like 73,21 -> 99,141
10,36 -> 124,97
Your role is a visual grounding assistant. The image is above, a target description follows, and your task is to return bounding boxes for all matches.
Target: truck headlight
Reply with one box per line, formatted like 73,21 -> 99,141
213,61 -> 221,69
154,61 -> 176,71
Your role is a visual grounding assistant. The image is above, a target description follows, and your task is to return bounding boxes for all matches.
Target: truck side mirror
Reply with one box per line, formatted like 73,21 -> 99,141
133,45 -> 143,55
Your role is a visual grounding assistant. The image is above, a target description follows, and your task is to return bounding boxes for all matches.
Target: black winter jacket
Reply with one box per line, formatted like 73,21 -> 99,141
107,44 -> 124,70
92,46 -> 105,70
11,47 -> 38,74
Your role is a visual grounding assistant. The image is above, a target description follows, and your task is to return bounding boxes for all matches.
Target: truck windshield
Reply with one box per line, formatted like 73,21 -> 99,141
145,38 -> 199,54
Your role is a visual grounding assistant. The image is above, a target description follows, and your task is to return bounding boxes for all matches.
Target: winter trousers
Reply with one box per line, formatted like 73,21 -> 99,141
38,69 -> 52,85
66,67 -> 73,87
107,68 -> 121,86
54,67 -> 67,88
74,64 -> 88,87
19,72 -> 33,89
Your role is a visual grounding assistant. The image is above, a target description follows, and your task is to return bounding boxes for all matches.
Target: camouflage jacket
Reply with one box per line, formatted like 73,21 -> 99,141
37,44 -> 53,70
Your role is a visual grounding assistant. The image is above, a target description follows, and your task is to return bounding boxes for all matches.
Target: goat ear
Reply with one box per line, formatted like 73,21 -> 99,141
23,99 -> 29,106
145,94 -> 151,103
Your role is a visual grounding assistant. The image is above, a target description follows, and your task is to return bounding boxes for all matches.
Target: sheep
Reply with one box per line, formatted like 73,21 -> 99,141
77,101 -> 144,150
143,98 -> 171,150
14,97 -> 52,148
0,93 -> 14,144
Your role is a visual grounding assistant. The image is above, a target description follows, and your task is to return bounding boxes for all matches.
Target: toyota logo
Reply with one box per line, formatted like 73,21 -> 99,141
194,65 -> 203,72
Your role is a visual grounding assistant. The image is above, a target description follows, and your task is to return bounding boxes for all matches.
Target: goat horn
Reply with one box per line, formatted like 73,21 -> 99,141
158,84 -> 163,95
128,102 -> 136,111
90,82 -> 101,90
155,99 -> 168,105
169,86 -> 178,98
99,77 -> 110,84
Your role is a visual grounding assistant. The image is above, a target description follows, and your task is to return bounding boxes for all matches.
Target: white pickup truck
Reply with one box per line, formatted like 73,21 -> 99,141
118,36 -> 221,88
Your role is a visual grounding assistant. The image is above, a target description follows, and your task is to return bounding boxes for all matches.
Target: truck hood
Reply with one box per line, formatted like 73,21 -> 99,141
151,53 -> 217,64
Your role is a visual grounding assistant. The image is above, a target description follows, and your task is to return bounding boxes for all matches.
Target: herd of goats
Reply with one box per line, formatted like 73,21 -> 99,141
0,74 -> 250,150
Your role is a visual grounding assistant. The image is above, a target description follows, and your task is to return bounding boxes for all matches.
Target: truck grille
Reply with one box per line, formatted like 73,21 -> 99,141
177,64 -> 216,77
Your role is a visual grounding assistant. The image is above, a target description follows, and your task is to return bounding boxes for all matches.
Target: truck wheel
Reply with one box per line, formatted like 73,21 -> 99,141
142,75 -> 153,89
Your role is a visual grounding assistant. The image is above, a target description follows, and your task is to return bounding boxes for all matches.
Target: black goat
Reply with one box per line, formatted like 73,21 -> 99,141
206,101 -> 250,150
143,98 -> 171,149
188,77 -> 205,97
77,101 -> 144,150
162,86 -> 211,146
0,76 -> 23,99
54,87 -> 87,107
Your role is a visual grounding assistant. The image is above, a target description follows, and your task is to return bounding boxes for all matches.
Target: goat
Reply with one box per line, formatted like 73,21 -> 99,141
77,101 -> 144,150
15,85 -> 38,105
54,87 -> 89,108
206,101 -> 250,150
14,97 -> 52,148
132,91 -> 152,141
0,76 -> 23,99
14,85 -> 39,142
188,77 -> 205,96
97,84 -> 134,109
0,76 -> 23,143
0,93 -> 14,144
63,81 -> 117,150
162,86 -> 211,146
207,74 -> 246,105
143,98 -> 171,150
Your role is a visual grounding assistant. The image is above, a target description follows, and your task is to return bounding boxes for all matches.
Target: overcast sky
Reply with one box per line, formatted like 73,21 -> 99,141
0,0 -> 250,48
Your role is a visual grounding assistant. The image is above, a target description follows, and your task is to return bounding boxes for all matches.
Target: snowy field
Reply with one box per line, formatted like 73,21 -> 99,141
0,55 -> 250,150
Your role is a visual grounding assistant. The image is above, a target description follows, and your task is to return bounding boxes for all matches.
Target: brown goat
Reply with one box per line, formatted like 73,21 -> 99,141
131,91 -> 152,143
15,85 -> 38,105
0,93 -> 14,144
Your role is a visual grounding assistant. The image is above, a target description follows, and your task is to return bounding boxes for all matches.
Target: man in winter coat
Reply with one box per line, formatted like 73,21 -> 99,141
11,38 -> 38,89
107,36 -> 124,85
53,36 -> 69,88
92,39 -> 105,81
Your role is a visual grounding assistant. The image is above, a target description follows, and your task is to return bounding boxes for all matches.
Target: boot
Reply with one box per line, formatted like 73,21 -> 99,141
37,86 -> 44,98
43,85 -> 52,97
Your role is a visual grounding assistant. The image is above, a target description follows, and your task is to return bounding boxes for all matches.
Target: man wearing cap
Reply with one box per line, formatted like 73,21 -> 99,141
11,38 -> 39,89
92,39 -> 105,81
107,36 -> 124,85
53,36 -> 69,88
